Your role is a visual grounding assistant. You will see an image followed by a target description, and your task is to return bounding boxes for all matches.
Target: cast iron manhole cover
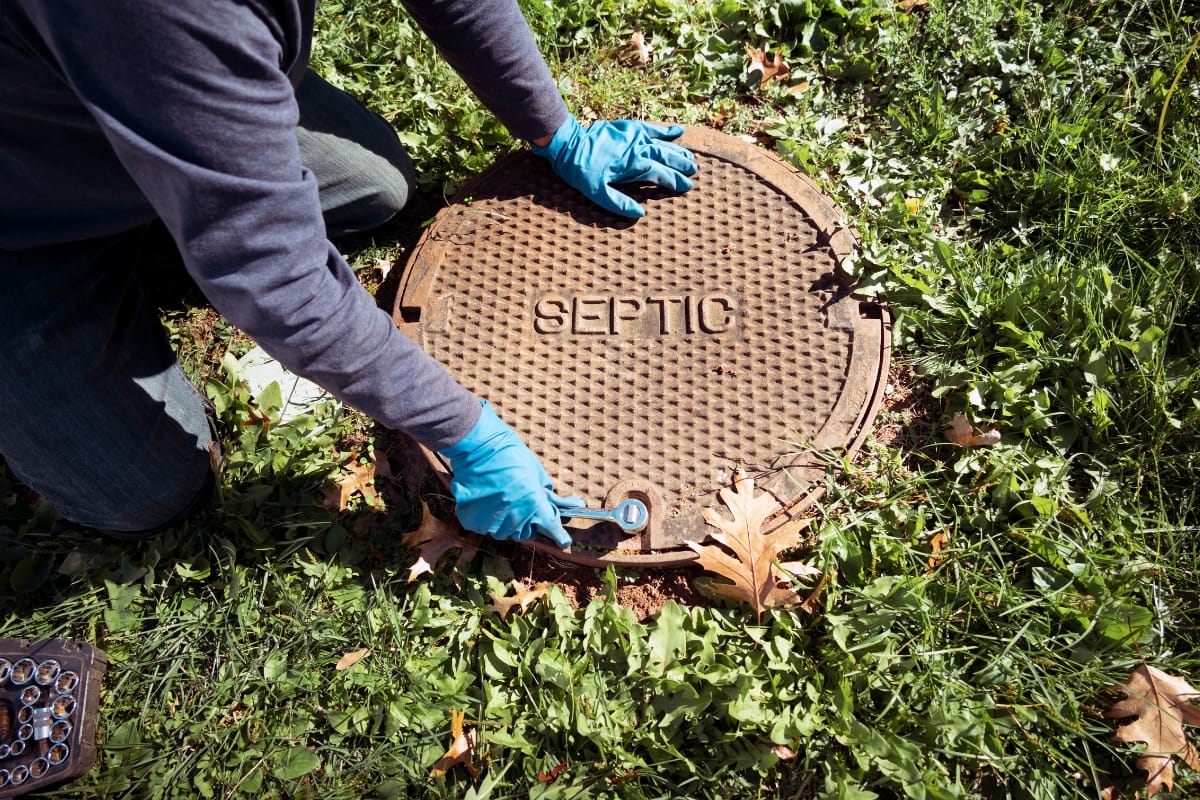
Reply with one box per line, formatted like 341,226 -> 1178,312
394,126 -> 889,566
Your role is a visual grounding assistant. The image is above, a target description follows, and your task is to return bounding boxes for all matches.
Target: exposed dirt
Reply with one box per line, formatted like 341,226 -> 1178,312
871,363 -> 941,459
506,546 -> 711,620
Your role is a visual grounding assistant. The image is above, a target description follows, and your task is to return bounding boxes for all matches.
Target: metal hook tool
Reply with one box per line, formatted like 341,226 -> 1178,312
560,498 -> 649,533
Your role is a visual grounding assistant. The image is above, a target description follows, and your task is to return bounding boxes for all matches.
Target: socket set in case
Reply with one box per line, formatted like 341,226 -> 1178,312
0,639 -> 106,798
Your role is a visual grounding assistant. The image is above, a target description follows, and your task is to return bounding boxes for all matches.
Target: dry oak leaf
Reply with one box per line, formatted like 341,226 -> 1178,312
685,470 -> 819,622
402,501 -> 479,582
1105,664 -> 1200,797
745,43 -> 791,88
620,22 -> 652,66
322,455 -> 380,511
428,709 -> 478,779
926,530 -> 949,573
538,761 -> 568,783
488,581 -> 551,620
334,648 -> 370,671
772,744 -> 798,760
945,412 -> 1002,447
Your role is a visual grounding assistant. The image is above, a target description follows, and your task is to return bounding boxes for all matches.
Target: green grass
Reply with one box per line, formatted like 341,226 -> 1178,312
3,0 -> 1199,797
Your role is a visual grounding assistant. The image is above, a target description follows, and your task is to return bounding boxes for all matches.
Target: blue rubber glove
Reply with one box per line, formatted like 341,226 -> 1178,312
532,115 -> 697,218
437,400 -> 583,548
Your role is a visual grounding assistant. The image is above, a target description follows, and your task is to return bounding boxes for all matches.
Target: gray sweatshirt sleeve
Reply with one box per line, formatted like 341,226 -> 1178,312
14,0 -> 482,449
400,0 -> 571,141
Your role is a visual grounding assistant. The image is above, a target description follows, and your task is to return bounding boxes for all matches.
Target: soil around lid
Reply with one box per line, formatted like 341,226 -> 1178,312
505,545 -> 712,621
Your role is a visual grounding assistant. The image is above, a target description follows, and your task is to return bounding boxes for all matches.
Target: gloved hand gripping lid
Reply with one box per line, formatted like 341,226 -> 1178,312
532,115 -> 697,219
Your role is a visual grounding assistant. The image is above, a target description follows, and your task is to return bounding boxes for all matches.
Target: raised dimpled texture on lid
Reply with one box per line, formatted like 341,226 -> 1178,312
395,127 -> 889,566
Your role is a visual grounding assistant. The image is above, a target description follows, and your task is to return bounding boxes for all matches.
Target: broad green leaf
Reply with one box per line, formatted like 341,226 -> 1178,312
273,746 -> 320,781
175,557 -> 211,580
645,601 -> 687,676
258,380 -> 283,417
8,555 -> 51,593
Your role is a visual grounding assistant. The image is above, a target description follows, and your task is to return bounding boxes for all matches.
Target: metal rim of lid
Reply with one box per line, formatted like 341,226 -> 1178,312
395,126 -> 890,567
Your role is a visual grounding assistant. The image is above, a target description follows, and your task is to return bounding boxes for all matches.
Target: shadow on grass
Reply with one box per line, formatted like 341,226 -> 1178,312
0,188 -> 456,613
0,423 -> 447,623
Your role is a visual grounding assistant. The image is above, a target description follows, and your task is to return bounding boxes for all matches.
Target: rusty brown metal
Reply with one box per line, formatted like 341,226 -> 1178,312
394,126 -> 890,566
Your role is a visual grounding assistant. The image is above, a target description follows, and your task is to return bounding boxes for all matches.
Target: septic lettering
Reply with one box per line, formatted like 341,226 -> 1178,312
533,293 -> 738,337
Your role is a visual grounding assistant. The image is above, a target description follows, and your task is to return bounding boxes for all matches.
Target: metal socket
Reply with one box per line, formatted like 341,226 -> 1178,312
47,742 -> 69,765
50,694 -> 76,720
35,659 -> 61,686
9,659 -> 34,686
49,721 -> 71,744
55,671 -> 79,694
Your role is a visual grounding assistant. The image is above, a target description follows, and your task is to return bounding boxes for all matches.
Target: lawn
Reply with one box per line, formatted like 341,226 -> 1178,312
2,0 -> 1198,798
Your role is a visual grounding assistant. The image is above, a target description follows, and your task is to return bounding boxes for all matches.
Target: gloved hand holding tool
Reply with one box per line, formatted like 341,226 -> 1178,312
532,115 -> 698,218
438,400 -> 584,548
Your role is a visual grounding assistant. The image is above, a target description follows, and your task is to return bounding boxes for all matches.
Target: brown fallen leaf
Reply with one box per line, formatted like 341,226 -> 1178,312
778,559 -> 822,580
489,581 -> 551,620
707,99 -> 737,127
429,709 -> 478,779
335,648 -> 370,671
898,0 -> 928,11
1105,664 -> 1200,796
945,412 -> 1002,447
402,501 -> 480,582
927,530 -> 949,573
620,22 -> 652,66
746,42 -> 791,88
322,455 -> 380,511
795,570 -> 830,616
685,470 -> 820,622
207,440 -> 226,477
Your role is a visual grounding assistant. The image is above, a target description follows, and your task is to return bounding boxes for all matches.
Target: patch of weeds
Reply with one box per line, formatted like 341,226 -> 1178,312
311,0 -> 515,193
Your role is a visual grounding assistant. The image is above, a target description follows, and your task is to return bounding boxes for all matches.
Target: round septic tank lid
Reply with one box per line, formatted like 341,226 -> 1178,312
394,126 -> 890,566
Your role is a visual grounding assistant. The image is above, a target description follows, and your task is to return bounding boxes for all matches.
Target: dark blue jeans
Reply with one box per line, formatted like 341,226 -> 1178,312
0,70 -> 415,533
